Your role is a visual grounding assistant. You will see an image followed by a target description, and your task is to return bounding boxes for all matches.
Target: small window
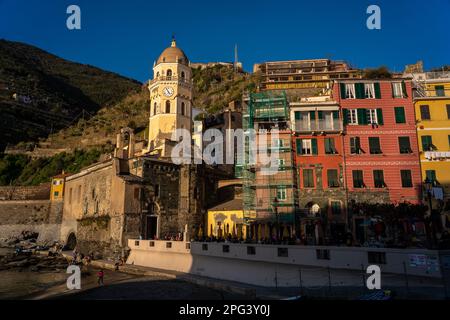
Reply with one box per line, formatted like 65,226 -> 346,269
373,170 -> 385,188
149,241 -> 155,247
399,137 -> 412,154
303,169 -> 314,188
401,170 -> 413,188
181,71 -> 185,80
369,137 -> 382,154
153,102 -> 157,115
353,170 -> 364,188
316,249 -> 330,260
392,82 -> 405,98
154,184 -> 160,197
223,245 -> 230,253
166,69 -> 172,78
276,187 -> 287,201
420,105 -> 430,120
368,251 -> 386,264
181,102 -> 185,116
186,243 -> 191,250
331,201 -> 341,215
327,169 -> 339,188
135,241 -> 140,246
425,170 -> 437,184
324,138 -> 337,154
394,107 -> 406,124
166,242 -> 172,248
302,139 -> 312,155
421,135 -> 433,151
165,100 -> 171,113
54,191 -> 59,197
350,137 -> 362,154
278,248 -> 288,257
366,109 -> 378,124
364,83 -> 375,99
247,246 -> 256,255
348,109 -> 358,124
345,83 -> 356,99
435,85 -> 445,97
447,105 -> 450,119
202,244 -> 208,251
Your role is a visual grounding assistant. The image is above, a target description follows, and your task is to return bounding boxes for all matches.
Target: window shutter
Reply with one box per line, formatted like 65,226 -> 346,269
355,137 -> 361,151
332,110 -> 339,120
343,109 -> 349,125
318,111 -> 324,120
309,111 -> 316,120
402,81 -> 408,98
391,83 -> 395,98
340,83 -> 346,99
374,82 -> 381,99
311,138 -> 318,155
376,108 -> 384,125
295,111 -> 301,120
357,109 -> 367,125
394,107 -> 406,123
296,139 -> 302,155
325,138 -> 330,153
355,83 -> 364,99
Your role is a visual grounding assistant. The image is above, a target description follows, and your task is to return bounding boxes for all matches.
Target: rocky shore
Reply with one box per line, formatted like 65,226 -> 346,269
0,250 -> 69,273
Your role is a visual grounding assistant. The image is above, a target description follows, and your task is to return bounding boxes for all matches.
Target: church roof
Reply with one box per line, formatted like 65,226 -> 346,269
156,38 -> 189,65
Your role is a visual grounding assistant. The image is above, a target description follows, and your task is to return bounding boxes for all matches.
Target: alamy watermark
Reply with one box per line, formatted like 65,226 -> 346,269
66,5 -> 81,30
171,125 -> 283,176
366,5 -> 381,30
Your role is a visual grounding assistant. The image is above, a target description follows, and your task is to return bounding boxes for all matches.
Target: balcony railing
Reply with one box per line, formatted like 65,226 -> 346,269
295,119 -> 342,132
149,76 -> 192,86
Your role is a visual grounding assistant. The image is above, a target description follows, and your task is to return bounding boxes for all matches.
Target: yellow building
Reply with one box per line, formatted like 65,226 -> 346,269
206,199 -> 247,239
50,173 -> 68,201
415,73 -> 450,200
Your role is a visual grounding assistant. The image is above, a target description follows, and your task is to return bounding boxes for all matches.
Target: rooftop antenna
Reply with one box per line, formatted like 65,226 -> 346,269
234,44 -> 239,72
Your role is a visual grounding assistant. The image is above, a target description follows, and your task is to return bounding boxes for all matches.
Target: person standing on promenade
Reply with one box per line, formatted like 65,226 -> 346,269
97,269 -> 104,286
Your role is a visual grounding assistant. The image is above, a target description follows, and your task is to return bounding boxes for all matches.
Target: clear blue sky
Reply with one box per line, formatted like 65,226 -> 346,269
1,0 -> 449,82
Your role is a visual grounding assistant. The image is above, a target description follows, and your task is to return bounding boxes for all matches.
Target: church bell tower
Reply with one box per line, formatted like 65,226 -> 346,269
147,38 -> 193,158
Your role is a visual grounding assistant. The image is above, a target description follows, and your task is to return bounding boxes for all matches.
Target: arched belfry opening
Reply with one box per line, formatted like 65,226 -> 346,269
114,127 -> 135,159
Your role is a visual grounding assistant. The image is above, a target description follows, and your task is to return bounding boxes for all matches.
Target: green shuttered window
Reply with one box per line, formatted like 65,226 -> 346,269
394,107 -> 406,123
400,170 -> 413,188
303,169 -> 314,188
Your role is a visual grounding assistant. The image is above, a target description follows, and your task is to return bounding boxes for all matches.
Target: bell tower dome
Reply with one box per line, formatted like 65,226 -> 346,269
147,38 -> 192,158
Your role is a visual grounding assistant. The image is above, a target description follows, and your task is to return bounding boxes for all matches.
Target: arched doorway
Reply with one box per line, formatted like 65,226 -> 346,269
66,232 -> 77,250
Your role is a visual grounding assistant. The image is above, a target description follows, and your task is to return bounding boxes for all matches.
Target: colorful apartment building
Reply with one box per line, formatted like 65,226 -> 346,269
290,96 -> 347,244
333,79 -> 422,207
413,72 -> 450,201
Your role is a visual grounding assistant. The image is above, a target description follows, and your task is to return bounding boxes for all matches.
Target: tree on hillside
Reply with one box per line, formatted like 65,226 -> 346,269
363,66 -> 392,79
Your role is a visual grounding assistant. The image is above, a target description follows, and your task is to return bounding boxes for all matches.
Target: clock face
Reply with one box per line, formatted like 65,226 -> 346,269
163,86 -> 174,97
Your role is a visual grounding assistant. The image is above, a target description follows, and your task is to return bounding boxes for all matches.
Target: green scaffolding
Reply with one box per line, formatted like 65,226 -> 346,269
240,91 -> 297,225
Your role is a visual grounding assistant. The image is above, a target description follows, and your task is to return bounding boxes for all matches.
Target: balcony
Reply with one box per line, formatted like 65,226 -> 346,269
295,119 -> 342,133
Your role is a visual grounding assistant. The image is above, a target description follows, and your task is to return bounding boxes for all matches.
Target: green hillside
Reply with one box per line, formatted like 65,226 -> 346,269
0,39 -> 141,152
